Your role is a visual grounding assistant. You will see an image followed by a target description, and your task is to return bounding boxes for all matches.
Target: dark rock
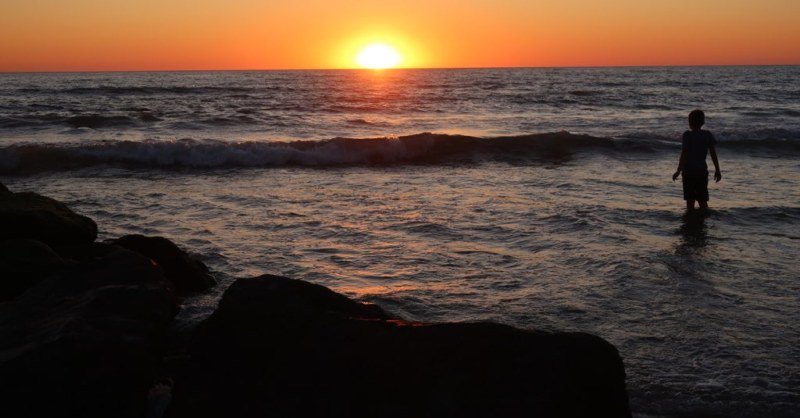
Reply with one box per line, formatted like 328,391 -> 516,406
0,191 -> 97,246
169,275 -> 630,418
0,182 -> 9,194
55,241 -> 122,264
0,239 -> 66,301
0,246 -> 178,418
111,234 -> 216,294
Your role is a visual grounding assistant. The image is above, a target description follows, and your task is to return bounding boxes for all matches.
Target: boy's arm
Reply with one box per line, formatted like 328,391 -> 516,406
672,150 -> 686,181
710,145 -> 721,182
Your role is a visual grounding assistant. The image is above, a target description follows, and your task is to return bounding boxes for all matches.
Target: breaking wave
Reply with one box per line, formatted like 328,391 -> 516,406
0,132 -> 611,173
1,132 -> 798,174
0,132 -> 800,173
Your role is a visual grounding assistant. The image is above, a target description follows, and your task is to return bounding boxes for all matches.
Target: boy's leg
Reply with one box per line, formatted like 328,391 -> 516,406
698,171 -> 710,209
682,172 -> 696,211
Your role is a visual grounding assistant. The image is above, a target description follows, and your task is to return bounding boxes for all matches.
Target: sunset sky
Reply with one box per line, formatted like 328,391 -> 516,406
1,0 -> 799,72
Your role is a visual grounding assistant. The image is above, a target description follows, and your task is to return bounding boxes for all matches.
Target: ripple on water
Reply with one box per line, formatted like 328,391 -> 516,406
3,153 -> 799,416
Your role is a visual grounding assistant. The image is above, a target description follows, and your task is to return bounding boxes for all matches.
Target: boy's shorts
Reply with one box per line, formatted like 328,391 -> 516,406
682,170 -> 709,201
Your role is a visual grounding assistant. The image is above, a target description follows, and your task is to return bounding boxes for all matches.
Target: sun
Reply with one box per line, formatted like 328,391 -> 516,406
355,43 -> 402,69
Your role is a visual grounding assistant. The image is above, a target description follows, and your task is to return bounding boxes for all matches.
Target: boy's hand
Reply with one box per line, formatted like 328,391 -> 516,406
672,170 -> 681,181
714,170 -> 722,183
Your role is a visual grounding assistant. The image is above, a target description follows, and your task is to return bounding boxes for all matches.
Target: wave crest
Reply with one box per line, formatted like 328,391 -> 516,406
2,131 -> 798,174
0,132 -> 613,173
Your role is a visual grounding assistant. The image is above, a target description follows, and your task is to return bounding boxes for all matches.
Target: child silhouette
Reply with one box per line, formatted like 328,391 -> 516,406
673,110 -> 722,211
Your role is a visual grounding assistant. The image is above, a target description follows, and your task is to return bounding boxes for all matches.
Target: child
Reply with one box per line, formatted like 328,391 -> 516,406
672,109 -> 722,211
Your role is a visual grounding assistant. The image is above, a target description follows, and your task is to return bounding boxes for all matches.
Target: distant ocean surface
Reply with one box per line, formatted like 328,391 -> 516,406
1,67 -> 799,417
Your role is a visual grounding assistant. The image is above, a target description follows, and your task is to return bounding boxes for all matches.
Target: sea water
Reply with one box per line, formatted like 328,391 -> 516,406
1,67 -> 798,417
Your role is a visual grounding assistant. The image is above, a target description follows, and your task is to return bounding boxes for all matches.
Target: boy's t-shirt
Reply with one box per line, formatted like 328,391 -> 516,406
681,129 -> 716,173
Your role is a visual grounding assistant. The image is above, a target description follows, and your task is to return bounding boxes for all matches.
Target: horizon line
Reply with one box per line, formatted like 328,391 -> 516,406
2,63 -> 799,75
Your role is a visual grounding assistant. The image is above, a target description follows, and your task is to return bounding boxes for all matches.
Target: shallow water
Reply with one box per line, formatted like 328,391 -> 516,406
2,67 -> 799,416
5,151 -> 799,417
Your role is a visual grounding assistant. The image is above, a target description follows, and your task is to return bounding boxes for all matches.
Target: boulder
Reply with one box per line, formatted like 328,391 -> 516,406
0,191 -> 97,246
111,234 -> 216,294
168,275 -> 631,418
0,246 -> 178,418
0,239 -> 66,301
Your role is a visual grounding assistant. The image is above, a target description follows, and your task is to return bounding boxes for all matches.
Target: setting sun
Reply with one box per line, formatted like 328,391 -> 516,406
355,43 -> 401,69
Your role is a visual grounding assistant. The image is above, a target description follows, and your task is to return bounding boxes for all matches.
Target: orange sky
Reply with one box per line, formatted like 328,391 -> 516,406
1,0 -> 799,71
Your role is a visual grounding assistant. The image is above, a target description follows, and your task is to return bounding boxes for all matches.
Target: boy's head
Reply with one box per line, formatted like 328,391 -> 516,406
688,109 -> 705,130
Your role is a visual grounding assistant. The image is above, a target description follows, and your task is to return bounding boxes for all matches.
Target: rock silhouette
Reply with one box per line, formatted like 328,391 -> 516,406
0,189 -> 97,246
0,239 -> 65,301
0,246 -> 178,418
168,275 -> 630,418
112,234 -> 216,294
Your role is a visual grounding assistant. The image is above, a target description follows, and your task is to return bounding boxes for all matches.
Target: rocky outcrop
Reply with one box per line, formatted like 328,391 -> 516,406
0,187 -> 629,418
0,189 -> 97,246
0,188 -> 199,417
0,245 -> 178,418
111,234 -> 216,294
0,239 -> 66,301
168,275 -> 631,418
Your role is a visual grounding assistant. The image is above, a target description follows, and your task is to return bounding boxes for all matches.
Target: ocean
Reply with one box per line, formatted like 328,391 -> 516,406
1,67 -> 799,417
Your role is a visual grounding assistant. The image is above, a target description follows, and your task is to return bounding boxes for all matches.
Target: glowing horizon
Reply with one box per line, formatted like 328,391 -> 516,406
1,0 -> 799,72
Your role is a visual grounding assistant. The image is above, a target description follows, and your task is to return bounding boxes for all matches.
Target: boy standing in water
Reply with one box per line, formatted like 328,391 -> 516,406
673,110 -> 722,211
